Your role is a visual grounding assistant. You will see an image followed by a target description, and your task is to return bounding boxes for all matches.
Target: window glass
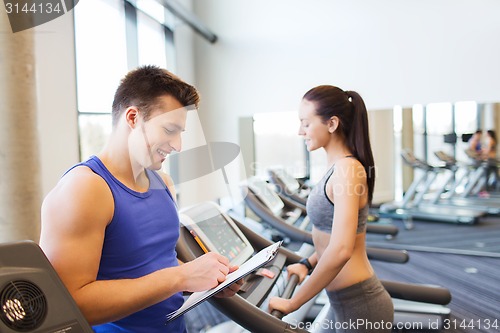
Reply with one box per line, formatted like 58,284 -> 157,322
253,112 -> 306,180
425,103 -> 453,164
136,0 -> 165,24
455,101 -> 478,134
79,114 -> 113,160
412,104 -> 425,134
412,104 -> 425,162
137,11 -> 167,68
455,101 -> 478,162
74,0 -> 127,113
426,103 -> 453,135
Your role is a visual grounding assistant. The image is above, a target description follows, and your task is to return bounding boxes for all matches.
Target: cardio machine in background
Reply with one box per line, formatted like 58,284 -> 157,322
431,150 -> 500,215
379,149 -> 485,225
461,148 -> 500,196
267,167 -> 312,208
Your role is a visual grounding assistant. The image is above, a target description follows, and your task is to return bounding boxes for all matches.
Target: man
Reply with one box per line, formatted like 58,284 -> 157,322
40,66 -> 239,332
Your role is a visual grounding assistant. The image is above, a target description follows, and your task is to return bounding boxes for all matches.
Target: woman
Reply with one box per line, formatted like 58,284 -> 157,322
468,130 -> 483,155
482,129 -> 498,191
482,130 -> 497,159
269,86 -> 393,332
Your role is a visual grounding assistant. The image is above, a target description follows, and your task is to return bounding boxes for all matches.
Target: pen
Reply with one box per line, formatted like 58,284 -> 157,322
190,230 -> 209,253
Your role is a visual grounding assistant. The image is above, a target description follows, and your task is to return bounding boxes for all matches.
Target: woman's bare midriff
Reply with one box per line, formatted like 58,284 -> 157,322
312,226 -> 374,292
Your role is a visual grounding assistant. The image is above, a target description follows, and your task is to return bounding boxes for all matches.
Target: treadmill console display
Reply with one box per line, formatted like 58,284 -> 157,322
180,202 -> 254,266
247,178 -> 284,215
196,214 -> 248,262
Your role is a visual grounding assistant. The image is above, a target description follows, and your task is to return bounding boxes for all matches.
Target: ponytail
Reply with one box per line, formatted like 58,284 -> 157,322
303,86 -> 376,204
345,91 -> 375,204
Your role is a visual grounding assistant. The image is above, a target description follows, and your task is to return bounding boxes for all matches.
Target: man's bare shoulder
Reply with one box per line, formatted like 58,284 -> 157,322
42,165 -> 114,228
48,166 -> 110,200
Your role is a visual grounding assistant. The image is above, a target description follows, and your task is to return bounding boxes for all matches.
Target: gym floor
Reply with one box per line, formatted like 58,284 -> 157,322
370,218 -> 500,333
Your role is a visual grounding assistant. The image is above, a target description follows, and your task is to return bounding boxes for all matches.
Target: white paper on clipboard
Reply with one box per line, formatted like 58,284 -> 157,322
166,241 -> 282,322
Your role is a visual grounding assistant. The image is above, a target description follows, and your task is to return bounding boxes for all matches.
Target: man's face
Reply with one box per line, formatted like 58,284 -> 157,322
130,95 -> 189,170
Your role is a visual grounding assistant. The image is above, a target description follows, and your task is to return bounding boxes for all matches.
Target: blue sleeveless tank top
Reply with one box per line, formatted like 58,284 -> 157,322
306,163 -> 369,234
67,156 -> 186,333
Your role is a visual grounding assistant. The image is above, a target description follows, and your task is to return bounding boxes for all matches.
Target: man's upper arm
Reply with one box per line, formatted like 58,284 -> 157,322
39,167 -> 113,294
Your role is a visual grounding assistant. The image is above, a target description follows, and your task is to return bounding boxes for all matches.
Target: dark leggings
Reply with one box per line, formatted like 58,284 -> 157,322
318,275 -> 394,333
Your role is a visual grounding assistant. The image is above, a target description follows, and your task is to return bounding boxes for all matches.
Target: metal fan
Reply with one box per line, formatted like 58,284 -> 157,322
0,280 -> 47,332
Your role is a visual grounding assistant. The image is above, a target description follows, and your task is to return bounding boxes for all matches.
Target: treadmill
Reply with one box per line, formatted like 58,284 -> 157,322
460,149 -> 500,198
177,202 -> 452,332
431,151 -> 500,215
267,167 -> 311,207
244,176 -> 312,241
379,149 -> 485,224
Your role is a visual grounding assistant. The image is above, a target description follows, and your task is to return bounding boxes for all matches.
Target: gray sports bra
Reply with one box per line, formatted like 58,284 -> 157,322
306,159 -> 369,234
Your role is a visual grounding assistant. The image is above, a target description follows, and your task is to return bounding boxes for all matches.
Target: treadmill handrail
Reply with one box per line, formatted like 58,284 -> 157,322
210,295 -> 308,333
366,223 -> 399,236
366,247 -> 409,263
270,274 -> 300,319
381,280 -> 452,305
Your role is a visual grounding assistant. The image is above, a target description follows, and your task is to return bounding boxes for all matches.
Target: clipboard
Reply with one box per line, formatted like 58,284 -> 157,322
166,241 -> 282,322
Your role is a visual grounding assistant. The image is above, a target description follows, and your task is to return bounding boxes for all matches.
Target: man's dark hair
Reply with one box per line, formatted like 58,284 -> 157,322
111,65 -> 200,126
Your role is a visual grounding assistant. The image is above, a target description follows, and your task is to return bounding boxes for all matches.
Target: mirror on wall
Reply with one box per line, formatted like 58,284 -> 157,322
394,102 -> 499,200
246,102 -> 499,192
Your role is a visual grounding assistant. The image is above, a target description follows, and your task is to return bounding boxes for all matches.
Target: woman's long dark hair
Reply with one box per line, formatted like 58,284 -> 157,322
487,130 -> 497,147
303,85 -> 375,203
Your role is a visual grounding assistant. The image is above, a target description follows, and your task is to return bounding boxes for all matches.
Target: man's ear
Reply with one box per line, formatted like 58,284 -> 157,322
125,107 -> 140,128
328,116 -> 339,133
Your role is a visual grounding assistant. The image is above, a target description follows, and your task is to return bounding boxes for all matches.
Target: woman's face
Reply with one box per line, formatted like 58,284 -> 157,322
298,99 -> 331,151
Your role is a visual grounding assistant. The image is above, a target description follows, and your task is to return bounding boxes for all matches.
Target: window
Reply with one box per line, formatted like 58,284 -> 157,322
253,112 -> 307,180
74,0 -> 127,114
74,0 -> 174,161
412,104 -> 425,161
137,11 -> 167,68
455,101 -> 478,162
425,102 -> 453,165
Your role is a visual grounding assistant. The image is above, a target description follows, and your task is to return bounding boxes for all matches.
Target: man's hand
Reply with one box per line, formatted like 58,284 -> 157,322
214,265 -> 243,298
180,252 -> 231,292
